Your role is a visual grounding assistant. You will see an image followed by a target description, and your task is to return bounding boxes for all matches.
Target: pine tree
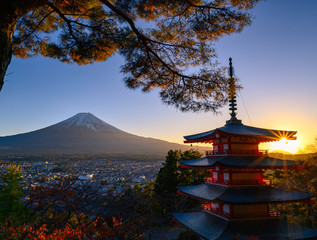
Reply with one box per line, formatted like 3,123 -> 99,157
178,149 -> 207,186
0,165 -> 27,226
0,0 -> 261,111
154,149 -> 206,214
154,150 -> 180,197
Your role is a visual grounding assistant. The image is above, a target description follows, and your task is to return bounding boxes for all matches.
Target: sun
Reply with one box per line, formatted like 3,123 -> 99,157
267,138 -> 299,154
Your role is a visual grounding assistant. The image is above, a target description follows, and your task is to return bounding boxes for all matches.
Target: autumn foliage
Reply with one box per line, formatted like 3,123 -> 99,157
0,165 -> 150,240
0,217 -> 147,240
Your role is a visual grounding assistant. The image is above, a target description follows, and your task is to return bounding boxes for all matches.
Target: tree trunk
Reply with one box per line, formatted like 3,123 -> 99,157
0,21 -> 16,92
0,0 -> 45,92
0,0 -> 23,92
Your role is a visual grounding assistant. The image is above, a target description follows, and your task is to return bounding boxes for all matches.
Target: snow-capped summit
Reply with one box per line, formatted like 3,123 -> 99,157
53,113 -> 122,132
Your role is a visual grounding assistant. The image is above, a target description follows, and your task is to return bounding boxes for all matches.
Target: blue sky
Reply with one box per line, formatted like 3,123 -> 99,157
0,0 -> 316,152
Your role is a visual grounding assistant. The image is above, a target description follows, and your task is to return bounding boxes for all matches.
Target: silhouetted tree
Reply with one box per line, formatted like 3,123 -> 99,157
1,0 -> 260,111
154,150 -> 180,197
178,149 -> 208,186
154,149 -> 206,196
154,149 -> 207,213
266,154 -> 317,228
304,138 -> 317,153
0,165 -> 27,226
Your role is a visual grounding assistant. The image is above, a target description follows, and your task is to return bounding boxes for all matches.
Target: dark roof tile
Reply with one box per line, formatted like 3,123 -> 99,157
173,211 -> 317,240
182,156 -> 299,168
178,184 -> 313,203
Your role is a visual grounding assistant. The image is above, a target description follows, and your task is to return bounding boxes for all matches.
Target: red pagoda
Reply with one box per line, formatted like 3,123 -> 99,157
173,59 -> 317,240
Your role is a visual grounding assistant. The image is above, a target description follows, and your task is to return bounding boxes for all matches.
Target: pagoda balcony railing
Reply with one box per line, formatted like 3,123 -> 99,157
202,205 -> 230,219
227,210 -> 281,219
202,205 -> 280,220
268,210 -> 281,217
205,177 -> 272,186
205,149 -> 268,156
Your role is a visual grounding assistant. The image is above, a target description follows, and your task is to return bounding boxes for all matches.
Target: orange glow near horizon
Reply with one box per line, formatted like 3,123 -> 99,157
266,138 -> 300,154
184,133 -> 308,155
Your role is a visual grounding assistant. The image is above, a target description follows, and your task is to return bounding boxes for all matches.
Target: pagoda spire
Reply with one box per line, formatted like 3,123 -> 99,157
226,58 -> 242,125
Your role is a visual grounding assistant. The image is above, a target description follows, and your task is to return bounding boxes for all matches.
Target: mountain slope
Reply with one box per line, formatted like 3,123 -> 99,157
0,113 -> 206,156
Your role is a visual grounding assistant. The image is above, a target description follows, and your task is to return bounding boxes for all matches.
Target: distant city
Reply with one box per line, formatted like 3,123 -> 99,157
0,157 -> 163,195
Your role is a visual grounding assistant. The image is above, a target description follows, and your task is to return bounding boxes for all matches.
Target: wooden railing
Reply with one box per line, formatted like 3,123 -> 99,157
202,204 -> 280,220
205,177 -> 272,186
269,210 -> 281,217
205,149 -> 268,156
202,205 -> 230,219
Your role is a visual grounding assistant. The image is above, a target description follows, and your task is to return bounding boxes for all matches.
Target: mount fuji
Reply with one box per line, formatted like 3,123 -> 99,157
0,113 -> 203,156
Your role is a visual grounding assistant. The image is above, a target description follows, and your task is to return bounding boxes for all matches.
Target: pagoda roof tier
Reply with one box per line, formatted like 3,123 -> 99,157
178,184 -> 313,203
181,156 -> 300,169
184,123 -> 296,143
173,211 -> 317,240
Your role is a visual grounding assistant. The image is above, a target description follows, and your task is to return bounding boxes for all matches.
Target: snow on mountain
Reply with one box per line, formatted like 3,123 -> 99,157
52,113 -> 122,132
0,113 -> 209,156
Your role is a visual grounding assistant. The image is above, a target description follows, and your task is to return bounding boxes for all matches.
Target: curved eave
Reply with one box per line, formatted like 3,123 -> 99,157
184,129 -> 216,142
178,184 -> 314,203
184,125 -> 297,143
173,211 -> 317,240
184,137 -> 213,144
181,156 -> 300,169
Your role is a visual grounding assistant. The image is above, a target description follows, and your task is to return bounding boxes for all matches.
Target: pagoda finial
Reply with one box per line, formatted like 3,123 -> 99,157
229,57 -> 234,78
226,58 -> 242,125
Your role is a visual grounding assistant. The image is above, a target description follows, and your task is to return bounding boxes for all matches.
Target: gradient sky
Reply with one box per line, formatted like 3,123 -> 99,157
0,0 -> 316,153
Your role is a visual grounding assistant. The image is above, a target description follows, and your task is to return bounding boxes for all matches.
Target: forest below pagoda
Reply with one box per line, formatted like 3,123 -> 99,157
0,142 -> 317,240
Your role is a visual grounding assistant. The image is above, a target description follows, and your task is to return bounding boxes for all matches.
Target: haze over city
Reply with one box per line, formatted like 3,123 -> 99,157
0,0 -> 316,154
